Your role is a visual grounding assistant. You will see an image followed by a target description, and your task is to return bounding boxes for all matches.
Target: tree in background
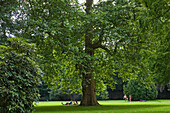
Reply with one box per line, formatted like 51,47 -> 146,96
137,0 -> 170,85
123,73 -> 158,101
37,80 -> 50,101
48,82 -> 81,101
0,38 -> 41,113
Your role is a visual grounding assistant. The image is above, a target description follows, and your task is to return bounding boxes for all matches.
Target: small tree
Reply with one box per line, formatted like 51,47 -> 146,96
124,76 -> 158,101
0,38 -> 41,113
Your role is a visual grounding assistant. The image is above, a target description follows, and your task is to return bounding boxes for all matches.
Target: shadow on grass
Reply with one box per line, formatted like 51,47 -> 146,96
35,105 -> 170,113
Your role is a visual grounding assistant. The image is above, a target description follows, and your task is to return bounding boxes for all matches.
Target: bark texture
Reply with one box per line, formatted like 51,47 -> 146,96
80,0 -> 99,106
80,33 -> 99,106
80,73 -> 99,106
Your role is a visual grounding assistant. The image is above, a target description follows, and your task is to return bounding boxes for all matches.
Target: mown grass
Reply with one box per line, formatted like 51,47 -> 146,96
34,100 -> 170,113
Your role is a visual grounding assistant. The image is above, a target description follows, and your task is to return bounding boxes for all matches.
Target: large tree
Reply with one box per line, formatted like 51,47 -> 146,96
21,0 -> 144,106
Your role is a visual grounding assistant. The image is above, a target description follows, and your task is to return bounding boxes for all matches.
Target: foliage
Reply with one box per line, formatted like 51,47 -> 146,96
123,74 -> 158,101
97,84 -> 109,100
0,0 -> 25,44
48,84 -> 81,101
0,38 -> 42,113
38,81 -> 109,101
43,82 -> 108,101
38,80 -> 50,101
138,0 -> 170,85
20,0 -> 144,90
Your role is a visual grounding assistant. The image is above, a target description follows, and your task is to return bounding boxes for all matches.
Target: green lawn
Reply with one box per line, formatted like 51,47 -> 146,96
34,100 -> 170,113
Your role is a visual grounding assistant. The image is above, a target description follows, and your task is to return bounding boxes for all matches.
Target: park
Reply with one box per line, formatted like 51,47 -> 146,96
0,0 -> 169,113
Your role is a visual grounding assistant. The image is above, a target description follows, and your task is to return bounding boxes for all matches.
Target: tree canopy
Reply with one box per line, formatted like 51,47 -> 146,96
139,0 -> 170,85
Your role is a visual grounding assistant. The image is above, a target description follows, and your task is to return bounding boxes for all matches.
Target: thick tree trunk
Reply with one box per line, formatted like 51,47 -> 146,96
80,0 -> 99,106
80,40 -> 99,106
80,73 -> 99,106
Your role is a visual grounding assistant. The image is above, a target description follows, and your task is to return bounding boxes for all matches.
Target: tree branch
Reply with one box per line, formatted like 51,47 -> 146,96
85,0 -> 93,14
100,45 -> 114,56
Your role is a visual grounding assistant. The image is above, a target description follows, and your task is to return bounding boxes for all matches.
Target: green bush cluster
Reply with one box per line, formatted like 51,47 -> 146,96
0,38 -> 41,113
124,78 -> 158,101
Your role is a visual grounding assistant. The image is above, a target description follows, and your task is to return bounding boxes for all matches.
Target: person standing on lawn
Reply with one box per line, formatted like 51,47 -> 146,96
129,95 -> 131,102
123,94 -> 128,102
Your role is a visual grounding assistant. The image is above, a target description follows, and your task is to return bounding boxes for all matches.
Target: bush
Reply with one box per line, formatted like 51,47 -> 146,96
0,38 -> 41,113
123,78 -> 158,101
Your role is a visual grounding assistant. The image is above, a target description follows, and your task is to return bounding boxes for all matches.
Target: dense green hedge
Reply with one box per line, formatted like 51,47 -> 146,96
0,38 -> 41,113
124,78 -> 158,101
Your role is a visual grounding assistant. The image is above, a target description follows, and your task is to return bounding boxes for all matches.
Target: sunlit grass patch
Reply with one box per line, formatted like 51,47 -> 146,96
34,100 -> 170,113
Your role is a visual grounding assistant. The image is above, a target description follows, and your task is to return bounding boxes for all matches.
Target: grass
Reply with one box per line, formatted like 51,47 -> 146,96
34,100 -> 170,113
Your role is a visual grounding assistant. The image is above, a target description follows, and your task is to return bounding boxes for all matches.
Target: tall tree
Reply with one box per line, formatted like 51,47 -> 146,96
77,0 -> 144,105
81,0 -> 99,106
20,0 -> 147,106
27,0 -> 142,106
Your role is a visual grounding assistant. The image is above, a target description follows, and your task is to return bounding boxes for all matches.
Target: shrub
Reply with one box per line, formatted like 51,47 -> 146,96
123,78 -> 158,101
0,38 -> 41,113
